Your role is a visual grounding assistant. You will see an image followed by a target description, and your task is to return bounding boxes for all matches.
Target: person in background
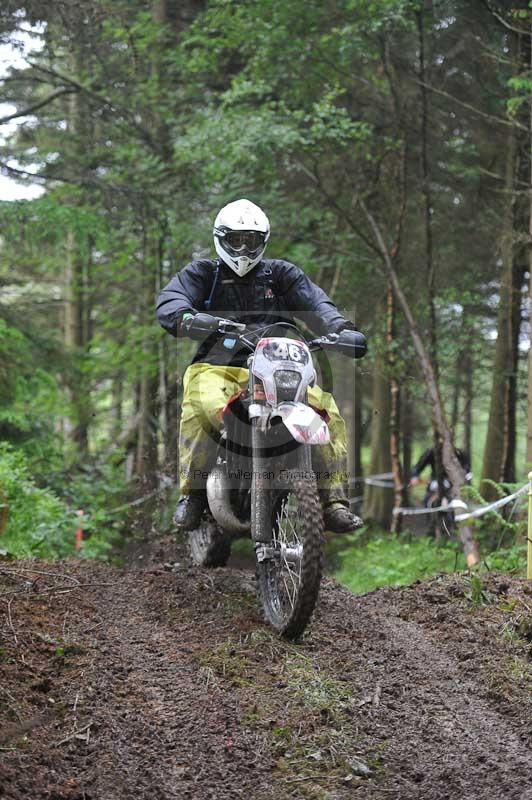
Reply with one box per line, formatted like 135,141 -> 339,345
409,441 -> 471,507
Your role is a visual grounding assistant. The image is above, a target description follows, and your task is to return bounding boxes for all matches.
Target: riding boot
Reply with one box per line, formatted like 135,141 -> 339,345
323,500 -> 364,533
173,490 -> 208,531
319,483 -> 364,533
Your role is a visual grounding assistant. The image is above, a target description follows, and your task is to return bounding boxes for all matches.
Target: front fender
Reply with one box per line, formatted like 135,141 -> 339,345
269,402 -> 330,445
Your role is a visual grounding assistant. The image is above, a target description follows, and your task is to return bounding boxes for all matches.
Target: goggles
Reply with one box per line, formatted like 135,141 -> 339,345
224,230 -> 265,252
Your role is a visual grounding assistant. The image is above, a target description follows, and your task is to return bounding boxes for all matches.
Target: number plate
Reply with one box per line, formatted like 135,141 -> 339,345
261,340 -> 309,364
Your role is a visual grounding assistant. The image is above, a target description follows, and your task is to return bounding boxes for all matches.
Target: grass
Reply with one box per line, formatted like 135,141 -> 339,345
231,519 -> 527,595
330,530 -> 466,594
232,526 -> 469,594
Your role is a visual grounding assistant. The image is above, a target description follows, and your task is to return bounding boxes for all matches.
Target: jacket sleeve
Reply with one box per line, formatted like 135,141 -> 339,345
156,261 -> 210,337
456,449 -> 471,473
275,260 -> 353,335
411,448 -> 434,478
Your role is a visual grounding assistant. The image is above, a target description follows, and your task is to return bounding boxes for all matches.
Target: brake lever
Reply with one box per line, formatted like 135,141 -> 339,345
217,318 -> 247,335
308,334 -> 338,351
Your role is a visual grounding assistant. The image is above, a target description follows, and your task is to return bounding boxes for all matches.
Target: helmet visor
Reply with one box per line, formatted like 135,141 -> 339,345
224,230 -> 265,253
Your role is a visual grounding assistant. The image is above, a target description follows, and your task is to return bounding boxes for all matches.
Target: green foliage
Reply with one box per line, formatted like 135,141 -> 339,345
0,317 -> 63,456
0,444 -> 75,559
0,441 -> 130,561
483,544 -> 527,574
56,463 -> 130,560
0,0 -> 529,577
332,529 -> 528,594
332,531 -> 466,594
464,573 -> 493,607
463,480 -> 528,560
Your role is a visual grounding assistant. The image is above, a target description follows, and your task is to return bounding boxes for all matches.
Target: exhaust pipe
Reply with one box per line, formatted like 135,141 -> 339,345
206,467 -> 251,536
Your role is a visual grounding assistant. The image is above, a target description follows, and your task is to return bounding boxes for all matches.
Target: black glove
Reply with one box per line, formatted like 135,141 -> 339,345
333,329 -> 367,358
180,312 -> 219,340
180,312 -> 196,334
326,317 -> 357,336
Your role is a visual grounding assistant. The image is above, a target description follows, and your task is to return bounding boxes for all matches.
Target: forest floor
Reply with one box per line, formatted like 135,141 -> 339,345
1,536 -> 532,800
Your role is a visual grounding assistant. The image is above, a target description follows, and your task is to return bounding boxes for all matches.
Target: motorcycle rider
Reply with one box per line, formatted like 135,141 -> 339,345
410,441 -> 471,506
156,198 -> 364,534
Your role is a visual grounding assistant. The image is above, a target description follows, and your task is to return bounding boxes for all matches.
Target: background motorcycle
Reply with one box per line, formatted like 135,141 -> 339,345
410,473 -> 473,539
183,313 -> 366,639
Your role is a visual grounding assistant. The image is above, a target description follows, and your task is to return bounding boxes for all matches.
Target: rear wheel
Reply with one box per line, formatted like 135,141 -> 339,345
255,476 -> 323,640
188,517 -> 231,567
427,493 -> 455,540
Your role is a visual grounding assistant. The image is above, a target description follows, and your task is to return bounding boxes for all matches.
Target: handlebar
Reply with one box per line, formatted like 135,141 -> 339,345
183,314 -> 366,359
309,329 -> 367,359
183,312 -> 246,340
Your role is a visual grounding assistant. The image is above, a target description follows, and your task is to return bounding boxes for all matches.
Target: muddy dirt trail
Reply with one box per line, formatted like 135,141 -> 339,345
1,550 -> 532,800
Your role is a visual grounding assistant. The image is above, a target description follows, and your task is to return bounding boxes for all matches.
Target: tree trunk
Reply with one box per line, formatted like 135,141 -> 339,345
417,5 -> 438,376
501,263 -> 524,482
361,202 -> 479,565
462,341 -> 473,458
364,350 -> 393,528
362,204 -> 464,488
133,0 -> 176,495
64,62 -> 92,457
135,357 -> 159,490
528,17 -> 532,468
401,384 -> 412,508
64,229 -> 90,454
111,374 -> 124,441
481,113 -> 520,498
353,364 -> 363,483
135,225 -> 162,492
387,282 -> 406,532
450,361 -> 461,434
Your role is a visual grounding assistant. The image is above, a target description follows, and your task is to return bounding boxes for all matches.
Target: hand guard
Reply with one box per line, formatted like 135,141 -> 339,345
326,329 -> 367,359
181,312 -> 219,340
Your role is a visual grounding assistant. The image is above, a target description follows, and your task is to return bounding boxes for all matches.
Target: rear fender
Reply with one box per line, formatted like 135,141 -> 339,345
269,402 -> 330,445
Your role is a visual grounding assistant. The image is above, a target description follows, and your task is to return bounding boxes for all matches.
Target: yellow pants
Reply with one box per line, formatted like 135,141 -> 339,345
179,363 -> 349,501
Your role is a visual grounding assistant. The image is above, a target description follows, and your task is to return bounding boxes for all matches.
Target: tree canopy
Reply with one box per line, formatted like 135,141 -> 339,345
0,0 -> 531,562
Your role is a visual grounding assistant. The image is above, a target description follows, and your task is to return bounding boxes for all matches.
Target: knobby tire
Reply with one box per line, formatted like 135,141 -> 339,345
255,476 -> 324,640
188,518 -> 232,568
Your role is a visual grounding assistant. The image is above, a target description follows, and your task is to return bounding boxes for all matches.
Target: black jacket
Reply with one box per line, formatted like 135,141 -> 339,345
156,258 -> 353,366
411,447 -> 471,482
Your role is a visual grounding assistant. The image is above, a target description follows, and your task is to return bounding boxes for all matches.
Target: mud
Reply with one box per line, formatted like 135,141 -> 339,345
0,549 -> 531,799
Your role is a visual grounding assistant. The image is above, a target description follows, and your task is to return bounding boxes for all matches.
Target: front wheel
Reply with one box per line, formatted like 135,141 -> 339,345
255,476 -> 323,640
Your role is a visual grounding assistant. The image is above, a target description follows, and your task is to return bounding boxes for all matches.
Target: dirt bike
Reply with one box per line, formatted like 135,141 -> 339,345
414,473 -> 472,539
184,313 -> 366,639
425,477 -> 456,539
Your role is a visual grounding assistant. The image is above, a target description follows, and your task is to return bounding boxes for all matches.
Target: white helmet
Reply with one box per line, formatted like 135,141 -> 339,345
213,199 -> 270,277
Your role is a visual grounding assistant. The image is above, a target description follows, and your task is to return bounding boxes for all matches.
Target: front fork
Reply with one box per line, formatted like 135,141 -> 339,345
251,417 -> 282,565
250,416 -> 271,545
250,410 -> 312,547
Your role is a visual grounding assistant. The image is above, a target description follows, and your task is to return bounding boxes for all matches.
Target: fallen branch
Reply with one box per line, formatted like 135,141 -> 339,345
0,567 -> 81,585
6,598 -> 18,645
55,720 -> 93,747
0,581 -> 116,599
0,687 -> 23,723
